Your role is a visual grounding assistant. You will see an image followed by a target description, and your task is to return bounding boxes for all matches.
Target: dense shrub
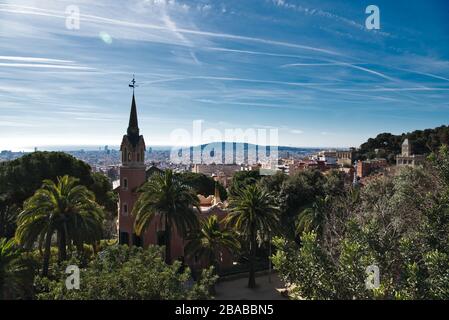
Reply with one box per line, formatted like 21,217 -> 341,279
35,245 -> 217,300
273,146 -> 449,300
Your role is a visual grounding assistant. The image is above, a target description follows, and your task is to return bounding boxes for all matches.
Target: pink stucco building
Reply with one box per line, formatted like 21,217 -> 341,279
117,92 -> 234,270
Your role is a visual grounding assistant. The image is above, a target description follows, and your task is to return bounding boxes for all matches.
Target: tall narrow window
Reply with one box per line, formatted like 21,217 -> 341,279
123,203 -> 128,216
119,231 -> 129,245
123,178 -> 128,190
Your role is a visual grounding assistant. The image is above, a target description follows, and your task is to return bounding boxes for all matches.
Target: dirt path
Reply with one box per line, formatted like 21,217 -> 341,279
214,273 -> 288,300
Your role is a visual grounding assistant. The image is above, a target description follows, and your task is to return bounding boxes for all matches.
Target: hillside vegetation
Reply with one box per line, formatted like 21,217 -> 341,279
356,125 -> 449,163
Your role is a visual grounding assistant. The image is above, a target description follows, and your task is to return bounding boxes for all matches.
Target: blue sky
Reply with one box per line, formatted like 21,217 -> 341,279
0,0 -> 448,151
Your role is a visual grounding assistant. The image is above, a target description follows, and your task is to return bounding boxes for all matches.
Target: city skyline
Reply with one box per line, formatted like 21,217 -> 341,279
1,0 -> 449,151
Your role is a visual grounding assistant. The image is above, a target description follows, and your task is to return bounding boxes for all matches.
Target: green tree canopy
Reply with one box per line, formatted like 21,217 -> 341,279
185,215 -> 240,274
273,149 -> 449,299
16,175 -> 104,276
356,125 -> 449,163
0,152 -> 116,235
177,172 -> 227,200
0,238 -> 35,300
228,170 -> 261,196
35,245 -> 217,300
0,200 -> 18,239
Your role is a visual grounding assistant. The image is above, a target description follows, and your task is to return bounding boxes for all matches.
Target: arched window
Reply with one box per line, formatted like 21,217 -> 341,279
123,148 -> 127,162
128,152 -> 132,161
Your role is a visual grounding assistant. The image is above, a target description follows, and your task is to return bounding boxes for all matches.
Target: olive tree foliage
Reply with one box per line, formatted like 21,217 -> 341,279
273,147 -> 449,299
35,245 -> 217,300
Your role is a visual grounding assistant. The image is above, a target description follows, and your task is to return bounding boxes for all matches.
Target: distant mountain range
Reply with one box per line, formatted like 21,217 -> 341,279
30,143 -> 341,154
166,142 -> 337,164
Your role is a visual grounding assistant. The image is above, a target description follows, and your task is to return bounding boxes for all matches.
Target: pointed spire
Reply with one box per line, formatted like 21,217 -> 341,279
128,93 -> 139,133
126,91 -> 140,147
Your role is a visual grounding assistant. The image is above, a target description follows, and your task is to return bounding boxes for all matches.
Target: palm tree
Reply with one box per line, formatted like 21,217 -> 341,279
185,215 -> 240,274
296,195 -> 330,238
16,175 -> 104,276
0,238 -> 31,299
227,184 -> 280,288
133,170 -> 200,264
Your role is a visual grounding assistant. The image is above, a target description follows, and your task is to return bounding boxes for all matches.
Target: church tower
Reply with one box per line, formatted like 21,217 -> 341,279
401,138 -> 412,156
118,77 -> 146,246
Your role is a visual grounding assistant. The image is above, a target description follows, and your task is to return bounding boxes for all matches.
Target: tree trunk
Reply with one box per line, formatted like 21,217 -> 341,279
63,222 -> 69,259
213,257 -> 220,276
165,217 -> 171,264
57,232 -> 61,263
268,232 -> 272,283
60,230 -> 67,261
57,228 -> 67,263
42,231 -> 53,277
209,258 -> 218,295
248,231 -> 257,289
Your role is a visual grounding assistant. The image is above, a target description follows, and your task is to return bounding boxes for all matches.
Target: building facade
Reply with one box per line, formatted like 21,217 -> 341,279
118,92 -> 146,247
336,149 -> 355,166
356,158 -> 387,178
396,139 -> 425,167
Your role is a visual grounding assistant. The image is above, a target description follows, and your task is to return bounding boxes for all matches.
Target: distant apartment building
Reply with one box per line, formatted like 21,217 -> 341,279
396,139 -> 425,167
288,159 -> 327,175
336,148 -> 356,166
356,158 -> 387,178
311,148 -> 356,167
312,150 -> 337,165
318,150 -> 337,158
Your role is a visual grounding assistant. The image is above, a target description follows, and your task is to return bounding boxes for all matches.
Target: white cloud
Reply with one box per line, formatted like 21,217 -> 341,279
0,56 -> 73,63
0,63 -> 94,70
0,3 -> 340,55
270,0 -> 391,37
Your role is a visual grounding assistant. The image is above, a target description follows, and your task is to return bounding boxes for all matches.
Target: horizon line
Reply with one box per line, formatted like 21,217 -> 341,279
1,142 -> 356,153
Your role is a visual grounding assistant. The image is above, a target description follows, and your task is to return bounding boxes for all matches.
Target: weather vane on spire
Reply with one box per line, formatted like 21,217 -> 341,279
129,74 -> 138,92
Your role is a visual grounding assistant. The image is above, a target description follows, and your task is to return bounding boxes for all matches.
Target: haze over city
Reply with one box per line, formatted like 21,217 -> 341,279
1,0 -> 449,151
